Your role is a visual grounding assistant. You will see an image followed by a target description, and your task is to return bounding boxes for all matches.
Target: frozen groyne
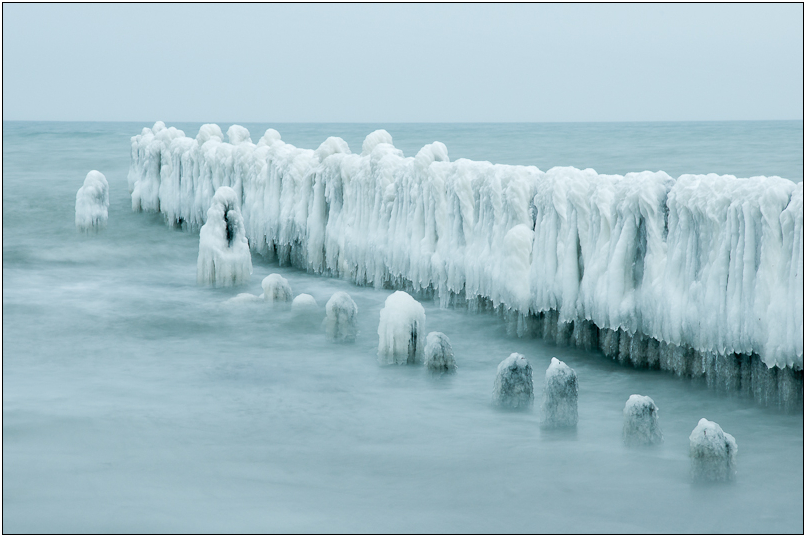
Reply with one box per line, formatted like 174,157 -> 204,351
128,122 -> 804,409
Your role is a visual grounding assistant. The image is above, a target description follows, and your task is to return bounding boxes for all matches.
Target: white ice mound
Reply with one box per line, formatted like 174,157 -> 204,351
197,186 -> 252,287
291,293 -> 318,313
377,291 -> 426,365
224,293 -> 261,306
75,170 -> 109,231
261,274 -> 292,304
424,332 -> 456,372
623,394 -> 663,446
226,125 -> 252,145
196,123 -> 223,145
492,353 -> 534,408
540,357 -> 578,427
325,291 -> 358,343
689,418 -> 738,482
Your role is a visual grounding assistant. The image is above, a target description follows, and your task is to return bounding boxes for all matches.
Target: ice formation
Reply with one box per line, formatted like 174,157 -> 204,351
540,358 -> 578,428
424,332 -> 457,372
128,122 -> 804,407
261,274 -> 292,304
623,394 -> 663,446
377,291 -> 426,365
689,418 -> 738,482
492,353 -> 534,408
75,170 -> 109,231
325,291 -> 358,343
223,293 -> 261,305
197,186 -> 252,287
291,293 -> 318,313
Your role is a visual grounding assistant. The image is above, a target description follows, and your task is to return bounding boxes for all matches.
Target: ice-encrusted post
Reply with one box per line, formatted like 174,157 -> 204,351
291,294 -> 318,313
75,170 -> 109,231
689,418 -> 738,482
492,353 -> 534,408
261,274 -> 292,304
424,332 -> 457,372
540,357 -> 579,427
377,291 -> 426,365
196,186 -> 252,287
623,395 -> 663,446
325,291 -> 358,343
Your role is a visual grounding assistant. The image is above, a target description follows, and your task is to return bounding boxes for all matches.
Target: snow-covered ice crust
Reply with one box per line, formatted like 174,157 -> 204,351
197,186 -> 252,287
424,332 -> 457,372
689,418 -> 737,482
377,291 -> 426,365
75,170 -> 109,231
623,394 -> 663,446
261,274 -> 292,304
325,291 -> 358,343
540,357 -> 578,427
128,122 -> 804,374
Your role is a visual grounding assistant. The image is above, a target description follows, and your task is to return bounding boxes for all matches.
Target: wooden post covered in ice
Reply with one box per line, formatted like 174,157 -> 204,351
492,353 -> 534,408
325,291 -> 358,343
377,291 -> 425,364
197,186 -> 252,287
623,394 -> 663,446
75,170 -> 109,232
689,418 -> 737,482
540,357 -> 578,427
261,274 -> 292,304
424,332 -> 457,372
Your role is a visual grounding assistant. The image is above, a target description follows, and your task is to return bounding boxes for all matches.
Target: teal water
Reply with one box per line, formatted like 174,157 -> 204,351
3,121 -> 803,533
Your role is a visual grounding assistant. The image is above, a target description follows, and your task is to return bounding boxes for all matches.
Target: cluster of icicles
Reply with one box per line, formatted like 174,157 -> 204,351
127,122 -> 803,409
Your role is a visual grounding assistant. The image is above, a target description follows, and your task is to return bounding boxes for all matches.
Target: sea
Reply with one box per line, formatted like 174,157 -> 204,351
3,120 -> 803,533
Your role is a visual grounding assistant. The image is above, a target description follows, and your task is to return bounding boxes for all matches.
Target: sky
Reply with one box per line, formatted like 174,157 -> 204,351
2,3 -> 803,123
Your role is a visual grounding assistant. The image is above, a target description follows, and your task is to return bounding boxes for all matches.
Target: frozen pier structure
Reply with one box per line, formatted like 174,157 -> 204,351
129,122 -> 804,409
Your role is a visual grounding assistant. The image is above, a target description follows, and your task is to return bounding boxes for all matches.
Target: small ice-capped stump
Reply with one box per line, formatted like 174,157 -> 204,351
223,293 -> 261,306
377,291 -> 426,365
689,418 -> 738,482
290,293 -> 319,327
424,332 -> 456,372
492,353 -> 533,409
540,357 -> 578,427
623,395 -> 663,446
325,291 -> 358,343
261,274 -> 292,304
196,186 -> 252,287
75,170 -> 109,231
291,293 -> 318,313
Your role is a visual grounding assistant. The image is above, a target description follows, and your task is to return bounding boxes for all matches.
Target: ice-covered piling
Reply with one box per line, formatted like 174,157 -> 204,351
540,358 -> 578,427
261,274 -> 292,304
325,292 -> 358,343
424,332 -> 456,372
197,186 -> 252,287
291,293 -> 318,313
492,353 -> 534,408
689,418 -> 737,482
377,291 -> 426,365
623,395 -> 663,446
75,170 -> 109,231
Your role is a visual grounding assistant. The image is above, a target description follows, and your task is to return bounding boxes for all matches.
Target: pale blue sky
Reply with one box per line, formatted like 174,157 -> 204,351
3,3 -> 803,122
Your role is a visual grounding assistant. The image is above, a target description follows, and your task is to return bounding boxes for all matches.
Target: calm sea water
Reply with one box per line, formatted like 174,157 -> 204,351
3,121 -> 803,533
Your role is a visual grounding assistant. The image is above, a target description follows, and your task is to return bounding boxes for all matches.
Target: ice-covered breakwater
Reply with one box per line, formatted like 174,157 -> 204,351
128,122 -> 803,409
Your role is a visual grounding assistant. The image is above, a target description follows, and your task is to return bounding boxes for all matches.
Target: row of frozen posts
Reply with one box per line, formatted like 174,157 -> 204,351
260,273 -> 738,484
